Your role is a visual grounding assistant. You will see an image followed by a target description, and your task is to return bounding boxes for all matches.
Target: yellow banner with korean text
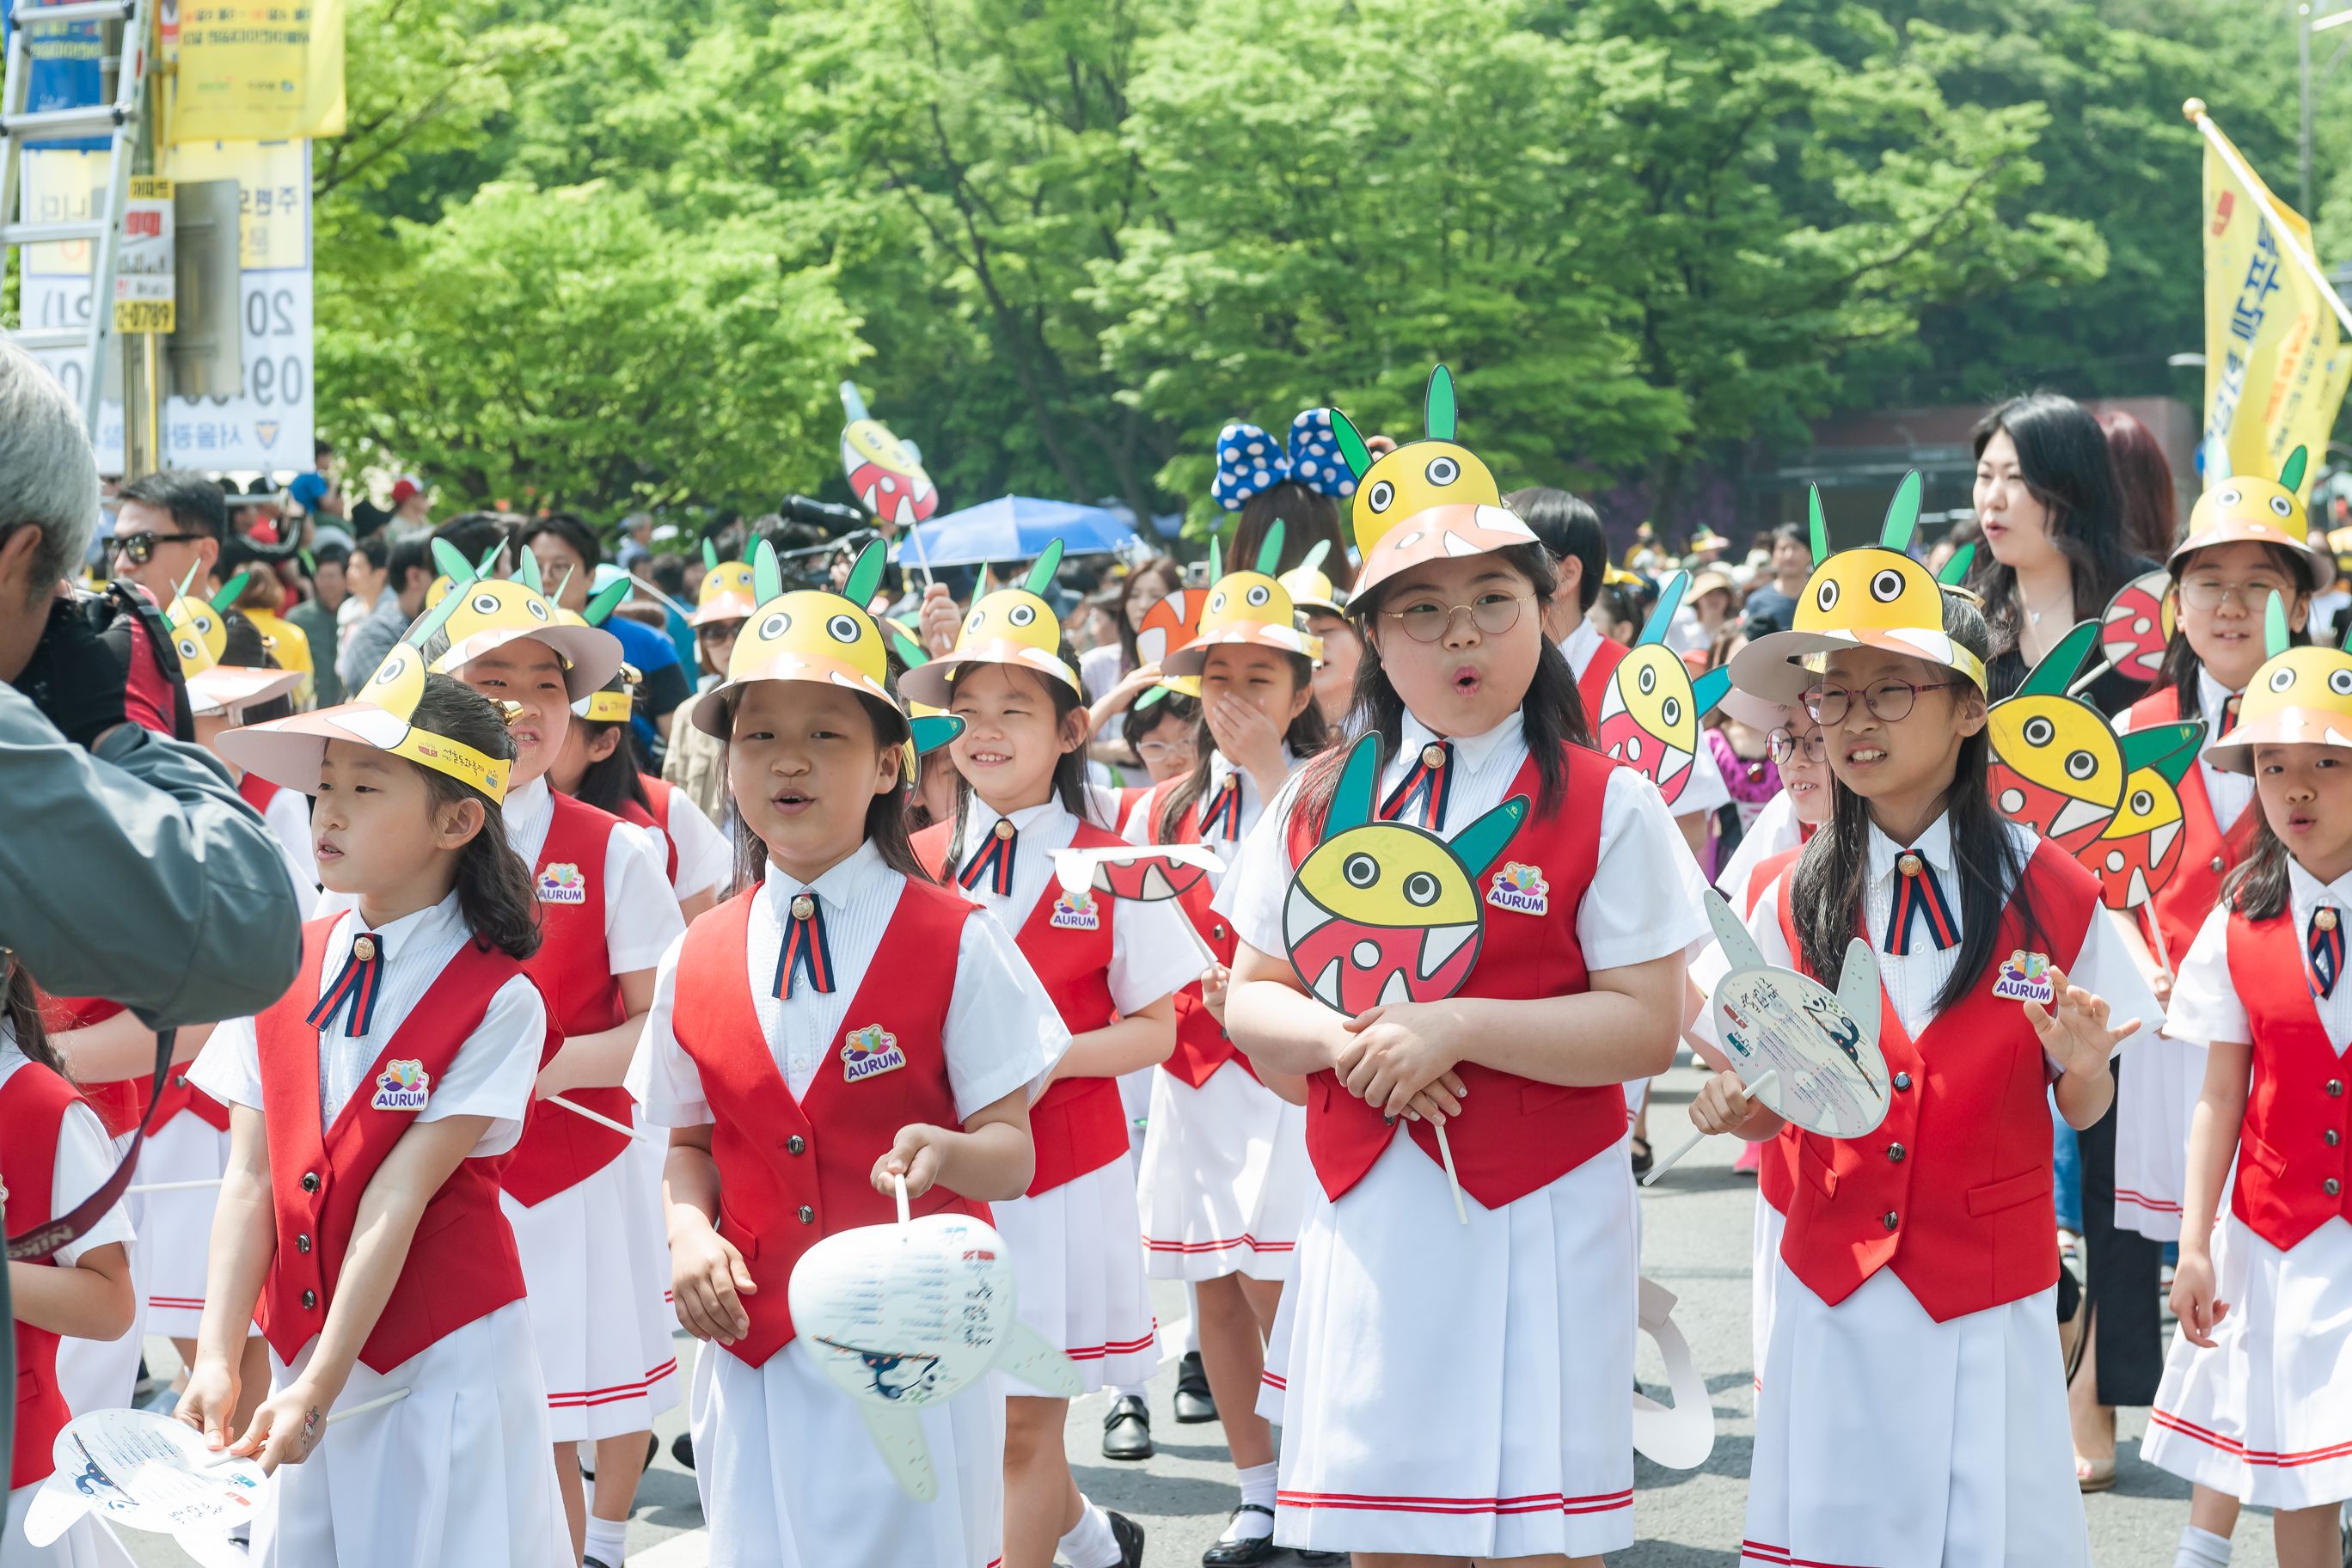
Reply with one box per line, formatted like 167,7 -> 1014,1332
168,0 -> 345,144
2201,113 -> 2352,499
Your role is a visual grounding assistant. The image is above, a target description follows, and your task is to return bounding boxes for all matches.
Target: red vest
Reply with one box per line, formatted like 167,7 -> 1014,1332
1132,779 -> 1248,1090
1113,785 -> 1151,835
2222,911 -> 2352,1249
2129,686 -> 2260,968
1742,844 -> 1806,1218
3,1063 -> 82,1488
236,769 -> 279,818
1281,742 -> 1628,1208
32,994 -> 144,1138
503,793 -> 635,1206
620,775 -> 682,886
911,816 -> 1133,1195
1576,635 -> 1628,722
1774,842 -> 2094,1322
152,1068 -> 232,1132
669,884 -> 985,1368
254,920 -> 536,1372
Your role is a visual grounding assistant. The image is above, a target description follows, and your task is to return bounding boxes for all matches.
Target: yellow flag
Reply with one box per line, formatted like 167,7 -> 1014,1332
168,0 -> 345,144
2202,118 -> 2350,499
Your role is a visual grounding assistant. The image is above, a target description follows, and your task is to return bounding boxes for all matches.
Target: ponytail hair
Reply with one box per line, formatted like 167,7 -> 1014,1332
1155,649 -> 1331,843
1790,591 -> 2039,1014
2221,812 -> 2295,922
405,675 -> 542,959
1289,541 -> 1587,836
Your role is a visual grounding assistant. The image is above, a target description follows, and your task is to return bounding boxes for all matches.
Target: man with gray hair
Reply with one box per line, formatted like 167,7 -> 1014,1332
0,342 -> 302,1024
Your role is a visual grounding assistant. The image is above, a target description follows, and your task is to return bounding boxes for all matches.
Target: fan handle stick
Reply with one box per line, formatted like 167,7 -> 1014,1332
545,1094 -> 645,1140
2140,903 -> 2175,978
1643,1069 -> 1780,1188
2066,660 -> 2115,696
1432,1122 -> 1468,1225
205,1387 -> 413,1467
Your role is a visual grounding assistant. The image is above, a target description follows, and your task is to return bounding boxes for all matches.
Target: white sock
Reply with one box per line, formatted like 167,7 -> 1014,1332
1219,1461 -> 1278,1541
2175,1525 -> 2231,1568
1060,1501 -> 1122,1568
584,1515 -> 627,1565
1106,1382 -> 1148,1401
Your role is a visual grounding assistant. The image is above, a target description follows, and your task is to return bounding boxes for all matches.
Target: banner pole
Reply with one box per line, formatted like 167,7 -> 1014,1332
2185,98 -> 2352,339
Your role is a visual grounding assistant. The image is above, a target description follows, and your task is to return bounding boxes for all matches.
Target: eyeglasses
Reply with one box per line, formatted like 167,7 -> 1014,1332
2178,577 -> 2294,613
1380,591 -> 1534,643
1767,726 -> 1827,764
1804,678 -> 1962,726
1134,738 -> 1196,763
113,530 -> 205,565
695,622 -> 744,642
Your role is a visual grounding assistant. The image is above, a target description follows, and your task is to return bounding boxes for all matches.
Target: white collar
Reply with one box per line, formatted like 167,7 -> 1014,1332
2288,856 -> 2352,919
505,773 -> 553,827
343,889 -> 464,964
1208,743 -> 1295,793
1558,616 -> 1602,678
760,839 -> 887,918
1865,809 -> 1955,886
1400,707 -> 1523,774
959,794 -> 1067,842
2197,665 -> 2243,725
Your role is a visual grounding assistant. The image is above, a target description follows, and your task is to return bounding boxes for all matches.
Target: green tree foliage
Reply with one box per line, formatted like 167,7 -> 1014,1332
312,0 -> 2324,524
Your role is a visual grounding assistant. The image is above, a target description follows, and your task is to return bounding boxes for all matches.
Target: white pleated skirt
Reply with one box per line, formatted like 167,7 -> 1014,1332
2115,1032 -> 2204,1241
1136,1063 -> 1308,1283
501,1156 -> 681,1442
54,1133 -> 144,1419
1741,1263 -> 2089,1567
251,1301 -> 569,1567
2,1484 -> 133,1568
1265,1133 -> 1638,1560
1751,1197 -> 1785,1390
690,1337 -> 1004,1568
2143,1213 -> 2352,1508
138,1111 -> 231,1337
991,1152 -> 1160,1398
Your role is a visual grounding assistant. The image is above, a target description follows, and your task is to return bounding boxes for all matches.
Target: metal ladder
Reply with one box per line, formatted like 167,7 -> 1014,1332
0,0 -> 149,438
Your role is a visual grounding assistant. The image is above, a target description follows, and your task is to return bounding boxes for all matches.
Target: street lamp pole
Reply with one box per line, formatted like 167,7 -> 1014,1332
2305,1 -> 2318,211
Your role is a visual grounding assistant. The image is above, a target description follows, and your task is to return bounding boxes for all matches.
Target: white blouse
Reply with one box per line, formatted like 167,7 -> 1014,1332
2168,858 -> 2352,1056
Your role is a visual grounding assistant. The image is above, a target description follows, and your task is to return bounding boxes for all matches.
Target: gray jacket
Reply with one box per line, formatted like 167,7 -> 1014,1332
1,683 -> 303,1026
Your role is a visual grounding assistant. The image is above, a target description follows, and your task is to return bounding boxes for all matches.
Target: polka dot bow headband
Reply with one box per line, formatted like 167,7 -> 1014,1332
1211,409 -> 1357,511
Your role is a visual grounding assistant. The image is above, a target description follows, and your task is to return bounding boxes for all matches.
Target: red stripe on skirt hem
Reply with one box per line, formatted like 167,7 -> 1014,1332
1740,1543 -> 1888,1567
2114,1187 -> 2184,1215
547,1358 -> 679,1409
1142,1234 -> 1295,1253
1277,1488 -> 1632,1517
1060,1328 -> 1160,1362
2149,1406 -> 2352,1467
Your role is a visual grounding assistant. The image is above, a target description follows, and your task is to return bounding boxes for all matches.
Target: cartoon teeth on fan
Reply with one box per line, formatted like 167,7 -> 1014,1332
1596,570 -> 1732,805
840,382 -> 940,527
2079,722 -> 2204,910
897,541 -> 1081,707
788,1193 -> 1079,1502
2099,570 -> 2177,685
1281,732 -> 1528,1014
1984,621 -> 2138,853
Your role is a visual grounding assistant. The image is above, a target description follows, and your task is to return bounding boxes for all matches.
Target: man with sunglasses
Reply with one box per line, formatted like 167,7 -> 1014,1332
110,469 -> 226,603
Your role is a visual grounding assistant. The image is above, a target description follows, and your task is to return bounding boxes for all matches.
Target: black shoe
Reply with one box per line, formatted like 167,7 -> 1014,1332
1173,1350 -> 1217,1423
1107,1509 -> 1146,1568
1630,1136 -> 1654,1176
671,1431 -> 694,1470
1101,1393 -> 1153,1460
1202,1504 -> 1278,1565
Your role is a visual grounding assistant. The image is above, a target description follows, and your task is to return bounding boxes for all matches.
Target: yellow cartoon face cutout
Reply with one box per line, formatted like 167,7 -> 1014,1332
165,594 -> 226,672
1795,547 -> 1943,637
701,560 -> 756,607
899,542 -> 1081,707
729,589 -> 891,695
1351,439 -> 1498,542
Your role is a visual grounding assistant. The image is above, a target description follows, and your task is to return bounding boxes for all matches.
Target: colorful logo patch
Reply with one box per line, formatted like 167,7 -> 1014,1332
1990,949 -> 2055,1005
1050,886 -> 1101,930
842,1024 -> 908,1082
371,1058 -> 431,1112
536,863 -> 587,904
1485,861 -> 1549,916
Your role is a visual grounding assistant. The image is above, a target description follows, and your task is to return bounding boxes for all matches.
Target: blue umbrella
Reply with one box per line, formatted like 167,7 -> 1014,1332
892,496 -> 1138,570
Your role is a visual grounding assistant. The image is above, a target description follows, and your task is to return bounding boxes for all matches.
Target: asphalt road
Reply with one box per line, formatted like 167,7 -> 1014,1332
114,1059 -> 2281,1565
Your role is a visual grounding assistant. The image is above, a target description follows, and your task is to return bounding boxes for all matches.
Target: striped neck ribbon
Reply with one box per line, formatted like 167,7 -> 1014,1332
1381,739 -> 1455,833
959,818 -> 1018,897
775,890 -> 836,999
307,932 -> 387,1038
2309,905 -> 2343,1001
1883,851 -> 1960,955
1197,775 -> 1244,842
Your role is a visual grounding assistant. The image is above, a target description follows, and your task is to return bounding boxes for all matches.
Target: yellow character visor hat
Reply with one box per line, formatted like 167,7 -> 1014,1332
1728,474 -> 1987,703
1323,365 -> 1530,598
2205,593 -> 2352,773
163,567 -> 303,717
690,538 -> 761,628
426,541 -> 625,700
2171,445 -> 2334,592
1161,521 -> 1323,677
896,538 -> 1081,707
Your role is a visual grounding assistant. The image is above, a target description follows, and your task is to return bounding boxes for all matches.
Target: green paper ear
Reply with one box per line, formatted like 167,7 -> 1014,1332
887,628 -> 924,667
754,539 -> 784,605
2341,615 -> 2352,654
1209,537 -> 1223,584
2120,721 -> 2204,786
1330,410 -> 1373,480
175,562 -> 204,603
1300,539 -> 1331,575
1694,667 -> 1733,716
477,542 -> 502,576
2282,446 -> 2310,495
514,548 -> 544,595
404,574 -> 469,648
208,572 -> 250,612
551,566 -> 577,607
1448,795 -> 1529,880
845,539 -> 888,609
1255,519 -> 1287,578
1638,571 -> 1688,647
1938,542 -> 1976,585
910,713 -> 964,756
1880,471 -> 1922,554
2018,620 -> 2101,697
1135,683 -> 1170,711
1325,732 -> 1386,839
2265,590 -> 2291,658
583,579 -> 629,627
431,539 -> 475,586
1808,487 -> 1829,565
702,539 -> 719,573
1022,539 -> 1064,597
1424,364 -> 1457,442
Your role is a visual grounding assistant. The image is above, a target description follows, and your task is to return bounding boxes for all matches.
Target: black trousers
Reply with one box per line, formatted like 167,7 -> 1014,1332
2074,1057 -> 2165,1406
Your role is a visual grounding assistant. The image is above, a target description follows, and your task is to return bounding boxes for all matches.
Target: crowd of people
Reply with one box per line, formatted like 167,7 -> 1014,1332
3,336 -> 2350,1568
